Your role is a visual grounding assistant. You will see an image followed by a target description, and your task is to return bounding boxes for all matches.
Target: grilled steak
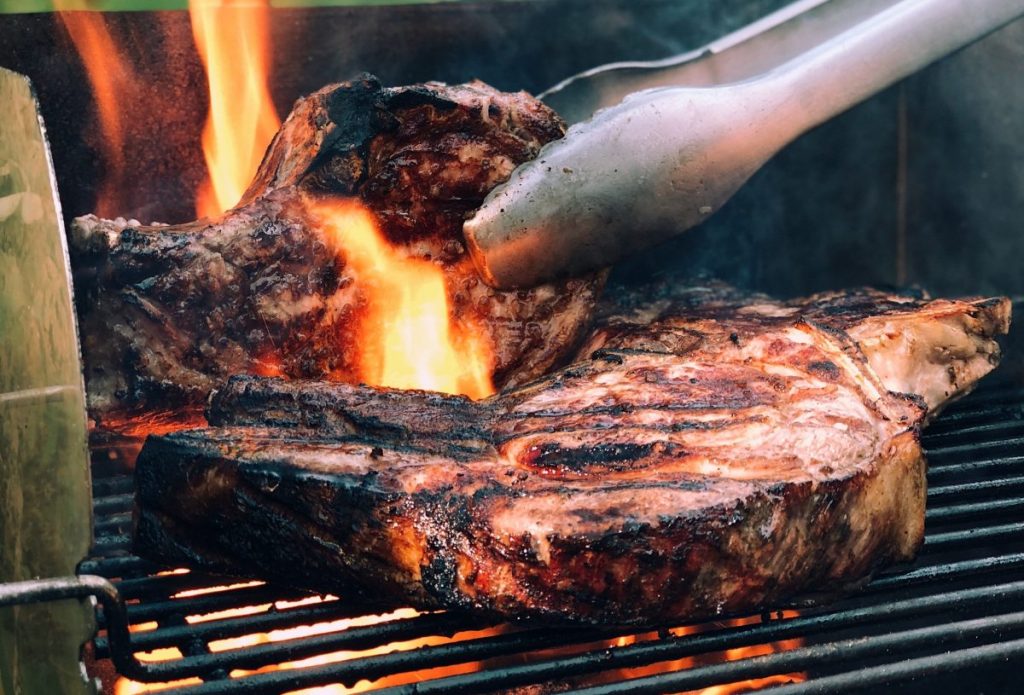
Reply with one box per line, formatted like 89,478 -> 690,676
71,76 -> 603,418
133,286 -> 1010,625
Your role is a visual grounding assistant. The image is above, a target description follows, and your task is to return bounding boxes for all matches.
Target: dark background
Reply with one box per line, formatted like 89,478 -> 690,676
1,0 -> 1022,298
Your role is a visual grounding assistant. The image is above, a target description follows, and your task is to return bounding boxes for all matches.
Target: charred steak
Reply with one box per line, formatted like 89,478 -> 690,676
71,76 -> 604,418
134,286 -> 1010,625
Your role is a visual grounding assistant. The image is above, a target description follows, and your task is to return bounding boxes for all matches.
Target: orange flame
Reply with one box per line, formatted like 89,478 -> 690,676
112,575 -> 492,695
598,613 -> 806,693
307,197 -> 495,399
55,5 -> 133,218
189,0 -> 281,218
112,576 -> 804,695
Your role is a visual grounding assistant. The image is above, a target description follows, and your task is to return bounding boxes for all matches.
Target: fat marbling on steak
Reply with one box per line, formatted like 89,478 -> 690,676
133,285 -> 1010,625
70,75 -> 603,418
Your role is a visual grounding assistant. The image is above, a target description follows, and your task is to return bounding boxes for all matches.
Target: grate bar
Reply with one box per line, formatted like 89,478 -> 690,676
93,493 -> 134,515
94,512 -> 133,536
139,613 -> 505,680
111,572 -> 265,602
77,555 -> 158,578
91,533 -> 133,555
92,475 -> 134,497
923,405 -> 1024,433
867,552 -> 1024,592
927,475 -> 1024,500
924,497 -> 1024,522
927,455 -> 1024,480
925,436 -> 1024,461
923,521 -> 1024,551
941,386 -> 1024,409
921,418 -> 1024,446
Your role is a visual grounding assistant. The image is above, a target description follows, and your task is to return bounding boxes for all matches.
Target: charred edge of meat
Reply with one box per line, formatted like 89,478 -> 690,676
134,431 -> 461,612
207,375 -> 496,453
132,426 -> 925,626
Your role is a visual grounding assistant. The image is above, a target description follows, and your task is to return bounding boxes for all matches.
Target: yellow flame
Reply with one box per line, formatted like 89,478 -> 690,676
307,197 -> 495,399
189,0 -> 281,217
112,583 -> 489,695
114,577 -> 803,694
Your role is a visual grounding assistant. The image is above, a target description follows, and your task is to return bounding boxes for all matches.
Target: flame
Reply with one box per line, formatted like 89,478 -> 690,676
113,575 -> 803,695
189,0 -> 281,218
112,574 -> 492,695
593,612 -> 806,694
53,2 -> 278,218
54,4 -> 134,218
307,197 -> 495,399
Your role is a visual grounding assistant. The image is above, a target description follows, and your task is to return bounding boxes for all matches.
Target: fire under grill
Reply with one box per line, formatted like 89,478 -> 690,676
0,4 -> 1020,693
75,378 -> 1024,694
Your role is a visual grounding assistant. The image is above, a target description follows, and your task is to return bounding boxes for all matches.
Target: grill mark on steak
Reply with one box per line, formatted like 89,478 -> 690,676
71,76 -> 604,418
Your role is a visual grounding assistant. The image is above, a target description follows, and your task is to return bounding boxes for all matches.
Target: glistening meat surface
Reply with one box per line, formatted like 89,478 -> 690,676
133,285 -> 1010,624
71,76 -> 603,418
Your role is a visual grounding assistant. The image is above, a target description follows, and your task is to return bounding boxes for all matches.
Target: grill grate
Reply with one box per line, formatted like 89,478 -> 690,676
84,381 -> 1024,694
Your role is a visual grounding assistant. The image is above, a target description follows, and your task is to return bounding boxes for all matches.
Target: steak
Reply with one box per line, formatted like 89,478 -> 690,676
133,285 -> 1011,625
71,76 -> 604,418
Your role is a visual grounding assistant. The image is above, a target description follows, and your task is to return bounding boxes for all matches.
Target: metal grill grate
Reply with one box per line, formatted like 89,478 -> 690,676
83,381 -> 1024,694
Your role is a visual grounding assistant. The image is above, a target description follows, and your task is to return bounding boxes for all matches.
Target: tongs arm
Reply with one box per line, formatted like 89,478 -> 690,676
465,0 -> 1024,290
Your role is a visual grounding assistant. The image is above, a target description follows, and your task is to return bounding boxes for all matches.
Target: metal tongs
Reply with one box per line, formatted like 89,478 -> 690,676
464,0 -> 1024,289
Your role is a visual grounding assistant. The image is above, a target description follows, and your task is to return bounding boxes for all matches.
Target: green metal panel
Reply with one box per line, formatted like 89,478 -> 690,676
0,68 -> 94,695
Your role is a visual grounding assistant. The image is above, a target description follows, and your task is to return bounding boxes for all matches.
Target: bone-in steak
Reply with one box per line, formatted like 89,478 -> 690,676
71,76 -> 604,418
133,285 -> 1010,625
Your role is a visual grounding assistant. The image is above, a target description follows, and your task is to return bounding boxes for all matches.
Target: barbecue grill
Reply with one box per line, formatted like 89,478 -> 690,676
2,1 -> 1024,694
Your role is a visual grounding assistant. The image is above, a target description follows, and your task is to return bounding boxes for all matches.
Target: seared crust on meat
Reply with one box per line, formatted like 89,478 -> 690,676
134,285 -> 1009,625
71,76 -> 603,417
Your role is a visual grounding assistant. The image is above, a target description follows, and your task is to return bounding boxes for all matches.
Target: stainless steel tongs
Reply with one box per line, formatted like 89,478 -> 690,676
464,0 -> 1024,289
